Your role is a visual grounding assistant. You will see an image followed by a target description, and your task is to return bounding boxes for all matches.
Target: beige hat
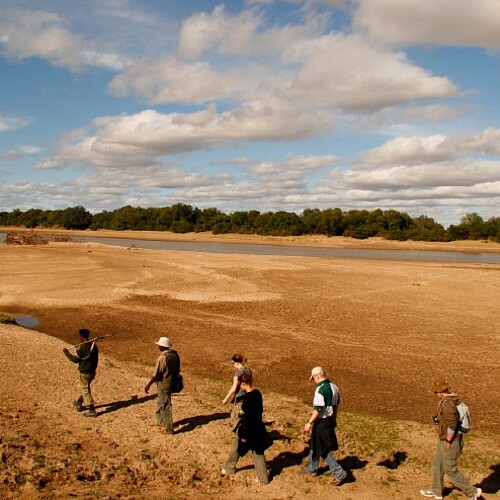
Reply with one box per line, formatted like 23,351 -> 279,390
432,377 -> 450,393
155,337 -> 172,349
309,366 -> 324,380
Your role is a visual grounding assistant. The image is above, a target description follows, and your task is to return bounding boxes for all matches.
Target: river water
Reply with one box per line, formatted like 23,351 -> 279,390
1,232 -> 499,264
74,235 -> 500,264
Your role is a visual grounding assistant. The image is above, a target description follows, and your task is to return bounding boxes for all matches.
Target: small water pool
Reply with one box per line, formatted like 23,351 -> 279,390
14,315 -> 40,328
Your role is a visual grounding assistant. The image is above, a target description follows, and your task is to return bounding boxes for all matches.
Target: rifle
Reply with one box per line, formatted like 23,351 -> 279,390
68,333 -> 115,350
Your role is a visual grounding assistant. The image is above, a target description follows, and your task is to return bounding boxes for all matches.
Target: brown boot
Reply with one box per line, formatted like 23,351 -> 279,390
73,398 -> 83,412
84,405 -> 97,417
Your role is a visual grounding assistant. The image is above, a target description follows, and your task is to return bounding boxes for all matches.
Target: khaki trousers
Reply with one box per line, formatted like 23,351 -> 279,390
224,435 -> 269,484
431,436 -> 476,497
156,389 -> 173,432
79,373 -> 95,406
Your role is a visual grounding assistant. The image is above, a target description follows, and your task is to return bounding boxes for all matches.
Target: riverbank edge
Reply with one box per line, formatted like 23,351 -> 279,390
1,226 -> 500,254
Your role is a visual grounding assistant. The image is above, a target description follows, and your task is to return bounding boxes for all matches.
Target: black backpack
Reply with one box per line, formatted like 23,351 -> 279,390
173,373 -> 183,393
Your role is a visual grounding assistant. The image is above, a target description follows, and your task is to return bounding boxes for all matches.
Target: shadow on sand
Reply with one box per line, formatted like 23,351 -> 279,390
95,394 -> 156,415
315,454 -> 368,483
266,432 -> 368,483
174,412 -> 229,434
477,463 -> 500,495
377,451 -> 408,470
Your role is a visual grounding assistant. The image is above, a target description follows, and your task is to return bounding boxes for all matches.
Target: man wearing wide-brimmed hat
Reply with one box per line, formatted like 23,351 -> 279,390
420,377 -> 481,500
145,337 -> 181,434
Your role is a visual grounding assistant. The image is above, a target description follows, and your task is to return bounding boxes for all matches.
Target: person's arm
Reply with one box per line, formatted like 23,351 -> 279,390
304,409 -> 320,433
223,376 -> 239,404
92,345 -> 98,370
145,355 -> 164,393
144,375 -> 156,394
305,384 -> 327,432
442,398 -> 459,448
62,347 -> 79,363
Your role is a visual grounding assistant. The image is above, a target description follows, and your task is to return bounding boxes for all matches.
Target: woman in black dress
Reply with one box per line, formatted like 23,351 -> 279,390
222,372 -> 269,484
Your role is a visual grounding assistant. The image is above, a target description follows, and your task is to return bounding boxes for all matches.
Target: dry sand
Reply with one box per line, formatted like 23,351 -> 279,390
0,229 -> 499,499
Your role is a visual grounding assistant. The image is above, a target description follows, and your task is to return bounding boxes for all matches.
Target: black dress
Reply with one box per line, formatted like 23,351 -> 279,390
237,389 -> 269,455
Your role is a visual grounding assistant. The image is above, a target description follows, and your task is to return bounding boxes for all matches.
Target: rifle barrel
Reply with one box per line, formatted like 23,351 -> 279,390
71,333 -> 113,349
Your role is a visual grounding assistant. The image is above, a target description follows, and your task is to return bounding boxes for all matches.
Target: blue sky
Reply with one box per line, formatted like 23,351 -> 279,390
1,0 -> 499,227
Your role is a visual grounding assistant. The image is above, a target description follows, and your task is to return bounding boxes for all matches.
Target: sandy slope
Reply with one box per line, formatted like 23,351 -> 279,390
0,233 -> 499,498
1,323 -> 498,499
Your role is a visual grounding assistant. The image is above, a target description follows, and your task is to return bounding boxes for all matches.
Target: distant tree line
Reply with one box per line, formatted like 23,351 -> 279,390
0,204 -> 499,242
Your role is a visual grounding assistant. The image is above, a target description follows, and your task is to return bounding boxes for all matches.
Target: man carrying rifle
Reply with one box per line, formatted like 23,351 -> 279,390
63,328 -> 99,417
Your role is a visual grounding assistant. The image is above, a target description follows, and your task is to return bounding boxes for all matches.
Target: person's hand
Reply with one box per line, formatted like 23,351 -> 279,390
444,441 -> 452,449
304,422 -> 312,432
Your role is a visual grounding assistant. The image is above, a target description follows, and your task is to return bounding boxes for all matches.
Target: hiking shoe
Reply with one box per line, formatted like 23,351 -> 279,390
420,489 -> 443,499
332,471 -> 347,486
84,406 -> 97,418
303,466 -> 318,477
73,399 -> 83,412
468,488 -> 482,500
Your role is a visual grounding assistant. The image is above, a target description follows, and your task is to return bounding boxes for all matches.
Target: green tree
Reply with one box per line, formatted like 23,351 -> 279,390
90,210 -> 112,230
460,212 -> 487,240
194,207 -> 223,232
50,206 -> 92,230
409,215 -> 448,241
343,210 -> 372,237
448,224 -> 469,240
301,208 -> 322,234
382,209 -> 414,240
230,210 -> 260,234
211,214 -> 232,234
318,208 -> 345,236
18,208 -> 47,228
254,211 -> 305,236
107,206 -> 146,230
171,219 -> 193,233
484,216 -> 500,242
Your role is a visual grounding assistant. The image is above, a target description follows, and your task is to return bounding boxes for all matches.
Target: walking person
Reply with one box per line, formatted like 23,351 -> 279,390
63,328 -> 99,417
222,372 -> 270,484
304,366 -> 347,485
144,337 -> 181,434
420,377 -> 482,500
222,353 -> 252,425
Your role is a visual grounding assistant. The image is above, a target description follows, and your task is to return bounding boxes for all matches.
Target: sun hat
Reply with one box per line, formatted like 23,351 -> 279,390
309,366 -> 324,380
432,377 -> 450,393
155,337 -> 172,349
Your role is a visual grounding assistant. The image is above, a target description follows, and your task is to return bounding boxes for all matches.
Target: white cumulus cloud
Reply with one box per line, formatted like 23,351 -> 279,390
354,0 -> 500,48
38,103 -> 333,169
178,4 -> 321,59
283,34 -> 458,112
108,57 -> 259,104
0,9 -> 128,71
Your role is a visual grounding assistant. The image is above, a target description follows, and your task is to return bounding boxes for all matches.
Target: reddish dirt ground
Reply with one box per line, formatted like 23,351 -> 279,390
0,230 -> 499,499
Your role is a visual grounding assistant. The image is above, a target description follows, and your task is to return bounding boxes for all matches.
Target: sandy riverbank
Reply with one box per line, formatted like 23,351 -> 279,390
2,226 -> 500,253
1,232 -> 499,498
